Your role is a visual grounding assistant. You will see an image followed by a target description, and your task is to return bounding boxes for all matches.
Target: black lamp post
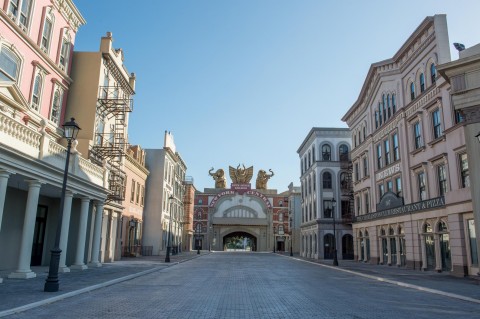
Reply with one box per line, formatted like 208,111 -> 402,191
165,194 -> 174,263
332,198 -> 338,266
44,118 -> 80,292
196,225 -> 201,254
290,217 -> 293,256
273,226 -> 276,253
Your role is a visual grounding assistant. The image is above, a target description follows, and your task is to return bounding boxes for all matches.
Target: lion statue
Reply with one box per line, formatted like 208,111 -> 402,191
256,169 -> 274,190
209,167 -> 226,188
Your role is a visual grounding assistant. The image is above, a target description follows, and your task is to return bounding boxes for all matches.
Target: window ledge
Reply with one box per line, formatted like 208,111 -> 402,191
427,135 -> 446,146
410,146 -> 425,156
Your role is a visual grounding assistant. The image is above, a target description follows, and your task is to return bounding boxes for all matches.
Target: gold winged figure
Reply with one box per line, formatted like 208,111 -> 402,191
256,169 -> 274,190
209,167 -> 226,188
229,164 -> 254,184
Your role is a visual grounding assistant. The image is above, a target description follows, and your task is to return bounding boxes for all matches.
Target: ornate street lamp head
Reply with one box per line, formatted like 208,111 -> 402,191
62,117 -> 81,141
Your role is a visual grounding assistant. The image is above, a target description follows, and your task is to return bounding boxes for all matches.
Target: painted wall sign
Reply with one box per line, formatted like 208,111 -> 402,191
209,189 -> 272,209
355,196 -> 445,222
376,163 -> 401,180
231,183 -> 251,194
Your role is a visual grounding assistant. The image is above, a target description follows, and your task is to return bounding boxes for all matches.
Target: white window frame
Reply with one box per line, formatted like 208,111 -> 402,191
40,9 -> 55,54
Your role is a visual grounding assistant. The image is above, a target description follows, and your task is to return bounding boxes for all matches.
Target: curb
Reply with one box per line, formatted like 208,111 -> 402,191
0,253 -> 207,318
282,254 -> 480,304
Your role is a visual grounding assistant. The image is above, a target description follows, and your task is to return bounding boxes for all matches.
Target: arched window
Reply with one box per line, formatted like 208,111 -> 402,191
339,144 -> 349,161
0,46 -> 20,81
410,82 -> 416,101
363,126 -> 366,140
392,94 -> 396,114
375,111 -> 379,129
382,95 -> 387,121
340,172 -> 348,190
41,13 -> 54,53
420,73 -> 425,92
322,145 -> 331,161
430,63 -> 437,84
438,221 -> 448,232
387,94 -> 391,118
322,172 -> 332,189
50,89 -> 62,124
381,228 -> 386,236
424,223 -> 433,233
389,227 -> 395,236
378,102 -> 383,125
31,74 -> 42,111
308,150 -> 311,167
59,35 -> 71,71
312,145 -> 315,162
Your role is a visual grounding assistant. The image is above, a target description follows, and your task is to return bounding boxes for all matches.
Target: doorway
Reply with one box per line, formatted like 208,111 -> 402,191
31,206 -> 48,266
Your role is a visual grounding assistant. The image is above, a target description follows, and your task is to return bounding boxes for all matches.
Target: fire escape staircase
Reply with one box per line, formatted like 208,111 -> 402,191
91,86 -> 134,202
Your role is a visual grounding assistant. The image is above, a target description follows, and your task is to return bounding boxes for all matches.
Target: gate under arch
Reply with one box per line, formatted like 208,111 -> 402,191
223,231 -> 257,251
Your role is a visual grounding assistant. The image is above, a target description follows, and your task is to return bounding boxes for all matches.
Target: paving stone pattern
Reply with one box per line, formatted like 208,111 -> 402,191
3,253 -> 480,319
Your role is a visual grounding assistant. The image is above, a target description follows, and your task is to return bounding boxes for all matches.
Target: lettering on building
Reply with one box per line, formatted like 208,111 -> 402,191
355,197 -> 445,222
376,163 -> 401,180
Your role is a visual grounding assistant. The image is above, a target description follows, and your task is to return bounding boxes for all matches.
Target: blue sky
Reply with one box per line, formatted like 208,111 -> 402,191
73,0 -> 479,191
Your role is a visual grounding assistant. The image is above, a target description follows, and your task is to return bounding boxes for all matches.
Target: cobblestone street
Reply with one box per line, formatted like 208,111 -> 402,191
3,253 -> 479,319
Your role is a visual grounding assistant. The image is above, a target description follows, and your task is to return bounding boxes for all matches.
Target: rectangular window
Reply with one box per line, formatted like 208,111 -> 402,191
50,90 -> 63,124
130,179 -> 135,202
438,164 -> 447,196
356,196 -> 361,215
384,139 -> 390,166
377,144 -> 382,169
468,219 -> 478,265
418,172 -> 426,201
136,182 -> 140,204
323,200 -> 333,218
414,122 -> 422,149
395,177 -> 402,197
387,180 -> 393,193
59,39 -> 70,70
41,18 -> 52,52
460,153 -> 470,188
392,133 -> 399,161
355,162 -> 360,181
20,0 -> 32,28
432,109 -> 443,139
364,193 -> 369,213
363,157 -> 368,177
378,184 -> 385,199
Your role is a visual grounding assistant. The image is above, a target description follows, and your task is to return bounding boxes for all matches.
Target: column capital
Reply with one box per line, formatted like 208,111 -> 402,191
80,196 -> 91,203
26,179 -> 44,188
0,169 -> 14,178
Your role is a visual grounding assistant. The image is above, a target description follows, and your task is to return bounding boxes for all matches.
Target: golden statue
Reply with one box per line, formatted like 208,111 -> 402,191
229,164 -> 254,184
209,167 -> 226,188
256,169 -> 274,190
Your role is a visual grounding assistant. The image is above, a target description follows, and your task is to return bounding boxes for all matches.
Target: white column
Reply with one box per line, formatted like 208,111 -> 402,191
0,170 -> 11,283
434,234 -> 442,272
9,180 -> 42,279
89,201 -> 104,267
58,191 -> 73,273
71,197 -> 90,270
396,236 -> 401,266
421,235 -> 427,271
363,238 -> 368,262
387,237 -> 392,265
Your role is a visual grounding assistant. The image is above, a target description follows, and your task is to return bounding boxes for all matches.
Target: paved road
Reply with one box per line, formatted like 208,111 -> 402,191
5,253 -> 480,318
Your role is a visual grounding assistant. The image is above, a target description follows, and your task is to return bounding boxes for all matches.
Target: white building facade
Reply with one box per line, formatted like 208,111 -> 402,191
143,131 -> 187,255
297,128 -> 354,261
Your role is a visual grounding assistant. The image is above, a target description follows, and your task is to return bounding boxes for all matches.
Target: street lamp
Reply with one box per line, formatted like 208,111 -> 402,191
290,217 -> 293,257
165,194 -> 174,263
44,118 -> 80,292
273,226 -> 276,253
332,198 -> 339,266
196,225 -> 201,254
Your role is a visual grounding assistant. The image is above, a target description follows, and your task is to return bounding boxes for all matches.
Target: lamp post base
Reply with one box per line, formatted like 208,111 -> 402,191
333,250 -> 339,266
44,247 -> 62,292
165,247 -> 171,262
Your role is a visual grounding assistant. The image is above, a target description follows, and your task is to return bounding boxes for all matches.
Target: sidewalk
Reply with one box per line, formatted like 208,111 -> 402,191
286,253 -> 480,303
0,251 -> 206,317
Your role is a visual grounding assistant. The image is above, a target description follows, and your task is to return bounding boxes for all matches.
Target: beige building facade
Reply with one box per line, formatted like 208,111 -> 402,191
438,43 -> 480,274
342,15 -> 474,276
67,32 -> 136,263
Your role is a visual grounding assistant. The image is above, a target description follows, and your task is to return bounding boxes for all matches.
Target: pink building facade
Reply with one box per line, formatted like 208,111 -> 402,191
342,15 -> 474,276
0,0 -> 112,284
